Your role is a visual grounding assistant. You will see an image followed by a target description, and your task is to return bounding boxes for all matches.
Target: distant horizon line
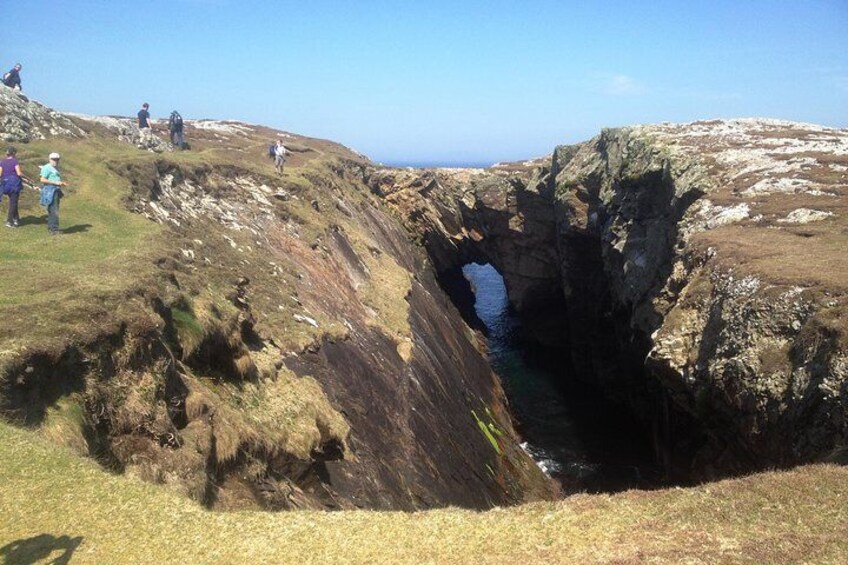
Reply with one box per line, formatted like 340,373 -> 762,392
380,160 -> 496,169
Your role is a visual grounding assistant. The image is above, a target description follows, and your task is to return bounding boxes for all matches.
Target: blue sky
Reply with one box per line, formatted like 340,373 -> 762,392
5,1 -> 848,164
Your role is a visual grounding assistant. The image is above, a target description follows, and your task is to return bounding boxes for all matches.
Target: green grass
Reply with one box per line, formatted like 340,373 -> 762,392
0,139 -> 161,349
1,420 -> 847,564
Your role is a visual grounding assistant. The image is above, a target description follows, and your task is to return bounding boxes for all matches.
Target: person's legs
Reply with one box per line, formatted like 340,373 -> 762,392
47,194 -> 61,233
177,130 -> 184,148
7,191 -> 19,225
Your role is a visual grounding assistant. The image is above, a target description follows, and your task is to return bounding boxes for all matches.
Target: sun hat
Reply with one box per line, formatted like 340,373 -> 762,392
49,152 -> 61,160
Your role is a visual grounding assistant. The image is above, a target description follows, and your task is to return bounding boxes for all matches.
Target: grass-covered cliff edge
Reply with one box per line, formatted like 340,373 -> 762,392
2,87 -> 848,562
0,87 -> 553,512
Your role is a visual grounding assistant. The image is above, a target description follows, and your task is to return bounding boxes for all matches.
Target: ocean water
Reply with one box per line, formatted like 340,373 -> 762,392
381,161 -> 493,169
462,263 -> 657,493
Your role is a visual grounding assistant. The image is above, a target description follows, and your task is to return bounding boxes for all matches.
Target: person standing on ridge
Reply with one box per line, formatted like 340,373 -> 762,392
0,147 -> 28,227
2,64 -> 22,91
168,110 -> 185,149
274,138 -> 287,175
39,153 -> 68,235
138,102 -> 154,135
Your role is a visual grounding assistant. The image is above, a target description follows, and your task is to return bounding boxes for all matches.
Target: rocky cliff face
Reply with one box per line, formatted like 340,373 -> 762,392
373,119 -> 848,479
0,92 -> 554,510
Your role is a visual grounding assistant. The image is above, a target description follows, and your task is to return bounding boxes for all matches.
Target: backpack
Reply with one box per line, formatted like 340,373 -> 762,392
268,144 -> 276,159
169,112 -> 183,130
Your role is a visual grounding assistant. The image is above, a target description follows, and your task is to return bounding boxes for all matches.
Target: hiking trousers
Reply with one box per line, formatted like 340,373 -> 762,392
47,194 -> 61,233
6,191 -> 19,223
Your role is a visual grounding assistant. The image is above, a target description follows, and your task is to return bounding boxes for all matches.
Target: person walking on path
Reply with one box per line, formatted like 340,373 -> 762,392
39,153 -> 68,235
0,147 -> 28,227
274,138 -> 287,175
2,64 -> 22,91
168,110 -> 185,149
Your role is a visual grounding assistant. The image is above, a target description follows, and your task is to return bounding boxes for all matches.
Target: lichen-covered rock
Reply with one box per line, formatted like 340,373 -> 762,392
66,113 -> 171,153
553,120 -> 848,472
0,87 -> 86,142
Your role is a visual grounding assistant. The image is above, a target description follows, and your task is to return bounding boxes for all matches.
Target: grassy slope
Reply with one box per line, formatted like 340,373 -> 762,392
2,421 -> 847,564
0,137 -> 161,352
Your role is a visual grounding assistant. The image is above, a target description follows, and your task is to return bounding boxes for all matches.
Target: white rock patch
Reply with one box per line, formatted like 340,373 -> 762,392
693,201 -> 751,231
777,208 -> 835,224
742,177 -> 813,196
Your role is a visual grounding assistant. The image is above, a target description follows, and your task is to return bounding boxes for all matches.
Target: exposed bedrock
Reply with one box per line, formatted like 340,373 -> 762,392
371,119 -> 848,480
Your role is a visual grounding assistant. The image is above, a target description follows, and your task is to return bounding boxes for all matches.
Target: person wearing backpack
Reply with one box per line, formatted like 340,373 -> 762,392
168,111 -> 185,149
0,146 -> 29,227
274,138 -> 287,175
39,153 -> 69,235
2,64 -> 22,91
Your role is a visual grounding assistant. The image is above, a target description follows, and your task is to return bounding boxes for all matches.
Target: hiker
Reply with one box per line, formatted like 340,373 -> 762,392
0,147 -> 27,227
274,138 -> 287,175
168,110 -> 185,149
138,103 -> 154,132
2,64 -> 22,91
39,153 -> 68,235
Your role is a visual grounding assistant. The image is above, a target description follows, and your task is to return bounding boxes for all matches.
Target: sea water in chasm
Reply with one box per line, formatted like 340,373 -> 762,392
462,263 -> 660,493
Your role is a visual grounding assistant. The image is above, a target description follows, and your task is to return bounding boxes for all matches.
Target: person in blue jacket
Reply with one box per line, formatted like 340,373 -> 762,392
0,146 -> 28,227
40,153 -> 68,235
2,64 -> 22,90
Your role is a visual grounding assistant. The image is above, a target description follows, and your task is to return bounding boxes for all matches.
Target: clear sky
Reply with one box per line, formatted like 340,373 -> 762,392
4,0 -> 848,165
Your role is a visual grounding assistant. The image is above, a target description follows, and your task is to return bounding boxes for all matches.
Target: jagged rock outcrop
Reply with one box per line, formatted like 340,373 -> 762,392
374,119 -> 848,478
66,113 -> 176,152
0,87 -> 85,142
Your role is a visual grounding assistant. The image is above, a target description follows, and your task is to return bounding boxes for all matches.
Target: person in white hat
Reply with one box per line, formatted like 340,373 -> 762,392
39,152 -> 68,235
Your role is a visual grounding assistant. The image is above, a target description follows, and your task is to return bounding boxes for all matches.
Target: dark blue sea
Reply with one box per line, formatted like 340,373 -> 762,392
382,161 -> 493,169
462,263 -> 657,492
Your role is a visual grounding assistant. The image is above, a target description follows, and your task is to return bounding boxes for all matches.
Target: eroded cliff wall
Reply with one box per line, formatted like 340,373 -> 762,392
374,119 -> 848,478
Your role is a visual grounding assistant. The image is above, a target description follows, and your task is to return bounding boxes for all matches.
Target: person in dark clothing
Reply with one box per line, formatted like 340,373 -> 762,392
138,103 -> 152,130
168,111 -> 185,149
0,146 -> 28,227
2,64 -> 22,90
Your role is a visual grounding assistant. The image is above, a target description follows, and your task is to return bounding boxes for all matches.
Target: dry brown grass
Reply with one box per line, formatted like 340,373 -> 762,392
692,223 -> 848,292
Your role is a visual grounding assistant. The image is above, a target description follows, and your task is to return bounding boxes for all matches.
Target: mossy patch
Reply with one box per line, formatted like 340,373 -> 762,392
472,408 -> 504,456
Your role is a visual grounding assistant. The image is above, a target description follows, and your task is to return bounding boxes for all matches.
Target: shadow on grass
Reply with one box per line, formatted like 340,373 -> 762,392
16,215 -> 47,226
62,224 -> 93,235
0,533 -> 83,564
